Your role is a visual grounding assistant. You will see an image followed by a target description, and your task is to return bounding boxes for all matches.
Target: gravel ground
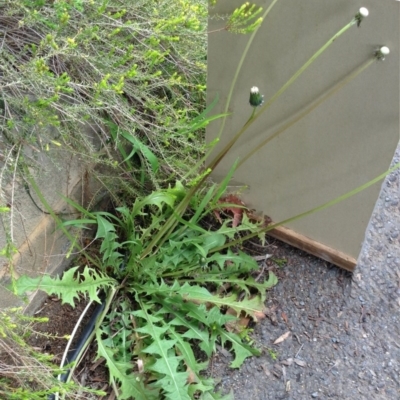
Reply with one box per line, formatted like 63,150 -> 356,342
210,144 -> 400,400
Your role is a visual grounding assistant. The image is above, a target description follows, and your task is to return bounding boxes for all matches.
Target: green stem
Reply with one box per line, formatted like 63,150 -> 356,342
144,108 -> 256,259
182,137 -> 220,181
238,58 -> 375,168
140,181 -> 202,259
250,106 -> 256,120
206,111 -> 254,172
209,16 -> 358,173
211,161 -> 400,254
161,262 -> 201,278
251,17 -> 358,126
215,0 -> 281,141
142,11 -> 362,259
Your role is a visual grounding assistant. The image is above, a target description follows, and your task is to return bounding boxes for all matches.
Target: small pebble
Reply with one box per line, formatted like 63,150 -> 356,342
311,392 -> 318,398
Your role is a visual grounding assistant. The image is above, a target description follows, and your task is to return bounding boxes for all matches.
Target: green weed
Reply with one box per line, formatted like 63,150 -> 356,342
6,3 -> 398,400
15,174 -> 278,399
0,0 -> 208,199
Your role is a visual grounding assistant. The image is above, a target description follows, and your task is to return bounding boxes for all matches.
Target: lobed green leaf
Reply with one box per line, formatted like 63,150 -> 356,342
14,266 -> 116,307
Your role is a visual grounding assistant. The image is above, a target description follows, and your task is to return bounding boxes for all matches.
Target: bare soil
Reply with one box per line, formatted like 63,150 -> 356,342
28,296 -> 110,396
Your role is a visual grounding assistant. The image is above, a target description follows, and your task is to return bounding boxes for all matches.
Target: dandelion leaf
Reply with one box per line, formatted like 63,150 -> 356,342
14,266 -> 115,307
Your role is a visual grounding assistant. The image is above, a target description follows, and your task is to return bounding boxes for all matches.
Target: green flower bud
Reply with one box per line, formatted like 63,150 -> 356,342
249,86 -> 264,107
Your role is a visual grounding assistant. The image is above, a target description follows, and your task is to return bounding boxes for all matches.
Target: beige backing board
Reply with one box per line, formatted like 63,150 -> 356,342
207,0 -> 399,266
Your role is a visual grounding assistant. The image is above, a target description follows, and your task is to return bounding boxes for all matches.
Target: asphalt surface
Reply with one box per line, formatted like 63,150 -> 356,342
210,145 -> 400,400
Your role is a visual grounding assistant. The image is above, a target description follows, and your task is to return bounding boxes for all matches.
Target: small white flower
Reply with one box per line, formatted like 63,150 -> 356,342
250,86 -> 259,94
375,46 -> 390,61
355,7 -> 369,27
380,46 -> 390,56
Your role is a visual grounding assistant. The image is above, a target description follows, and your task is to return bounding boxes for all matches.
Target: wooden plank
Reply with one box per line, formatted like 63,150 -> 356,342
266,225 -> 357,272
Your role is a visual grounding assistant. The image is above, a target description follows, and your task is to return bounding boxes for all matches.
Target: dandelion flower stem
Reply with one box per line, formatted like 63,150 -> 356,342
215,0 -> 281,140
208,10 -> 364,173
211,160 -> 400,256
238,58 -> 375,168
248,16 -> 361,130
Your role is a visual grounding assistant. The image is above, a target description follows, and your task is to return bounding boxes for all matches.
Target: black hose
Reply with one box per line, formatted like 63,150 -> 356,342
48,294 -> 106,400
48,256 -> 127,399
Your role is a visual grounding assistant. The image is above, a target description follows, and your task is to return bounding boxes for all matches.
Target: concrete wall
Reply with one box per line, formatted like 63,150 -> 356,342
0,125 -> 104,312
207,0 -> 399,260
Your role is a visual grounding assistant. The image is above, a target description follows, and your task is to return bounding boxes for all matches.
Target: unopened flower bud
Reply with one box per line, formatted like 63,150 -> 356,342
355,7 -> 369,27
375,46 -> 390,61
249,86 -> 264,107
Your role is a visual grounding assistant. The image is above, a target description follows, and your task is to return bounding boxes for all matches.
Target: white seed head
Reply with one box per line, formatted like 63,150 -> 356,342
359,7 -> 369,17
250,86 -> 259,94
380,46 -> 390,55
